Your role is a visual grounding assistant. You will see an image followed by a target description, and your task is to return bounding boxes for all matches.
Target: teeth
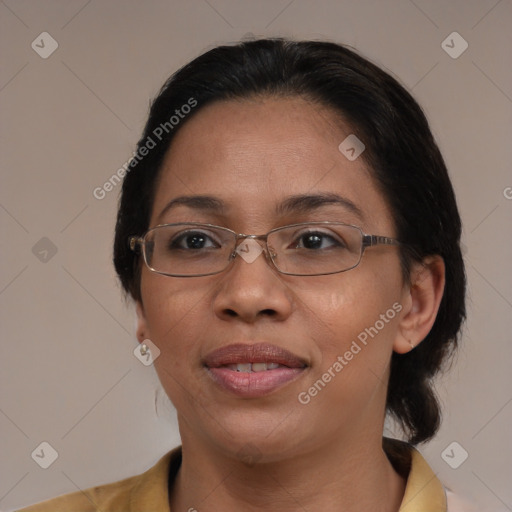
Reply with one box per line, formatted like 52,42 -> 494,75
225,363 -> 283,372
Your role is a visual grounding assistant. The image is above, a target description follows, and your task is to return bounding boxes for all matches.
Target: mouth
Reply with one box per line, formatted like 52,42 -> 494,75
223,362 -> 288,372
203,343 -> 308,398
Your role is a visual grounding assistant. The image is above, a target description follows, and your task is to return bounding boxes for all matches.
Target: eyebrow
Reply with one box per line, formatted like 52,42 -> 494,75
157,192 -> 364,222
158,195 -> 225,221
276,192 -> 364,220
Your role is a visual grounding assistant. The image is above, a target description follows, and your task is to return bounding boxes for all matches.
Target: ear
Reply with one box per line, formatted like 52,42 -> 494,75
135,301 -> 150,344
394,255 -> 445,354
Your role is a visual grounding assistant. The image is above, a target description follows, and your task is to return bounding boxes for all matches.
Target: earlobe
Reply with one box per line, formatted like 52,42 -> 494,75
135,301 -> 149,343
394,255 -> 445,354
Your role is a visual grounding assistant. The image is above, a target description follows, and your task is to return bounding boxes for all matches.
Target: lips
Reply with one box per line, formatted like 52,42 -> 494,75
203,343 -> 308,398
203,343 -> 307,369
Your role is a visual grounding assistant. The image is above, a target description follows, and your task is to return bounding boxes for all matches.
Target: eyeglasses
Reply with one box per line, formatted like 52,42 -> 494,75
129,222 -> 401,278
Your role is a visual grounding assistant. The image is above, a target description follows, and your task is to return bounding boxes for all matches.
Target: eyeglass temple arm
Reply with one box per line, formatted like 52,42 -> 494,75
129,236 -> 143,252
362,235 -> 401,248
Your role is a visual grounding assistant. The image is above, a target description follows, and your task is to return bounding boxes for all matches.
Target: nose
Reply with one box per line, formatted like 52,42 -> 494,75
212,239 -> 293,323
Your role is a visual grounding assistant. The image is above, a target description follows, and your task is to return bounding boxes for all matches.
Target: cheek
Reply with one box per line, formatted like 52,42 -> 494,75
140,274 -> 213,361
141,277 -> 215,411
303,263 -> 403,367
296,285 -> 399,418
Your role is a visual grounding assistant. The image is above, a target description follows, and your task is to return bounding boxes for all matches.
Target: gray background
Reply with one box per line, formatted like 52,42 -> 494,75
1,1 -> 511,510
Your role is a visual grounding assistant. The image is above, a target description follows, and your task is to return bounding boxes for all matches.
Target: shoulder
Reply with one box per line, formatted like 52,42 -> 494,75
15,448 -> 180,512
15,473 -> 141,512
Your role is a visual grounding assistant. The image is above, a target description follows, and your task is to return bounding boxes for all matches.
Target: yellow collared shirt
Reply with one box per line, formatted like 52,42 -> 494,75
17,443 -> 447,511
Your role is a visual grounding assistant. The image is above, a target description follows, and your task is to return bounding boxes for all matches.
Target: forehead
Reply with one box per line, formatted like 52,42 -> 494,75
151,97 -> 393,232
165,96 -> 348,177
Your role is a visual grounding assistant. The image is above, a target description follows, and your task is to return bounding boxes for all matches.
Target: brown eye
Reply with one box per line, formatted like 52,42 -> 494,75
169,230 -> 220,250
294,231 -> 345,250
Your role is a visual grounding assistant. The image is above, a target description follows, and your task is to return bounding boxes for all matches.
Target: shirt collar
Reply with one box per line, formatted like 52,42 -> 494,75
398,445 -> 447,511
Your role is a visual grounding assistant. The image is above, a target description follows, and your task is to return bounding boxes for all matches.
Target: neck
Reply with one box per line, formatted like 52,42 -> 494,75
169,428 -> 406,512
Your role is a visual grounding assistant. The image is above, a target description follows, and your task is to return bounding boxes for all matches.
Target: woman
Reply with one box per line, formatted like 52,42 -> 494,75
19,38 -> 466,511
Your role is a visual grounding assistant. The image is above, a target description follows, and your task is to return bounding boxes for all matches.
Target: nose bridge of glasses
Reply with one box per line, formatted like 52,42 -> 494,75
232,234 -> 275,264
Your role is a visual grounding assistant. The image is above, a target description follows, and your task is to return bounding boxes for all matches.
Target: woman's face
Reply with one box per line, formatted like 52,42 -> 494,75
137,96 -> 409,461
